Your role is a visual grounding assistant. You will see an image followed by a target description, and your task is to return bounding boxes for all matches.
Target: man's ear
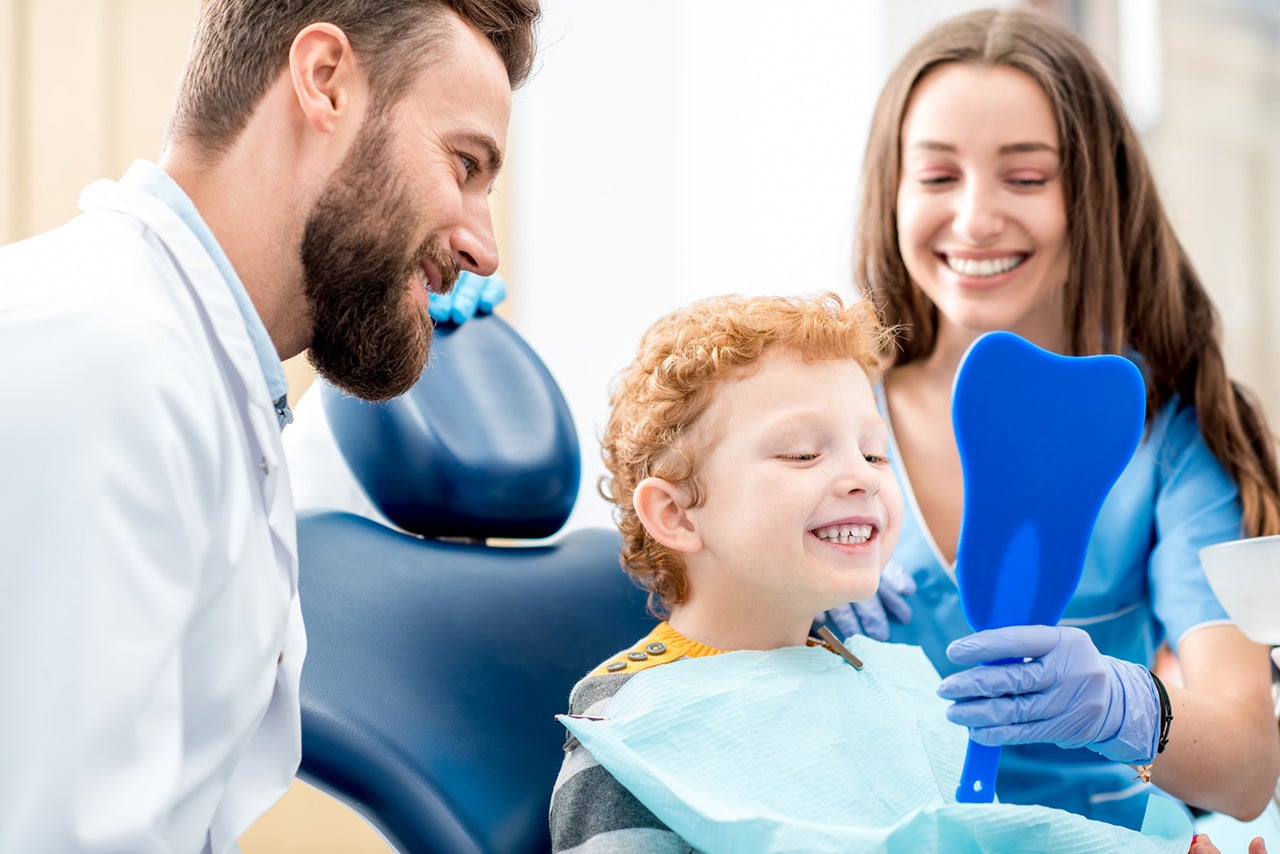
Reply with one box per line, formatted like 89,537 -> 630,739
633,477 -> 702,554
288,23 -> 363,136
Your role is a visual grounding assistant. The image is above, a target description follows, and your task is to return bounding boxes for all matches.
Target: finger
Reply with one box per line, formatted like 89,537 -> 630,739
452,270 -> 481,300
945,625 -> 1062,666
851,599 -> 889,641
449,288 -> 480,323
824,604 -> 863,640
477,274 -> 507,313
942,688 -> 1071,731
883,561 -> 917,595
878,586 -> 913,624
937,658 -> 1055,700
428,291 -> 453,322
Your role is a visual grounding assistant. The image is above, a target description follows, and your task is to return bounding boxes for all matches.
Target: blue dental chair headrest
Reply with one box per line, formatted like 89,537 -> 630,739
295,313 -> 656,854
320,314 -> 581,540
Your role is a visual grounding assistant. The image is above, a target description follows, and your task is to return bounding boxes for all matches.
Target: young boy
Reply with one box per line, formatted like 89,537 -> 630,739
548,293 -> 1204,854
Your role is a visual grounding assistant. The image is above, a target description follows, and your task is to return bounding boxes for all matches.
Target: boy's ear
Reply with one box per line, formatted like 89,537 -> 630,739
289,22 -> 363,136
633,477 -> 702,553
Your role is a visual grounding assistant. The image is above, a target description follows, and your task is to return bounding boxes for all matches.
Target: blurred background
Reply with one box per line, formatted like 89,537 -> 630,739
2,0 -> 1277,850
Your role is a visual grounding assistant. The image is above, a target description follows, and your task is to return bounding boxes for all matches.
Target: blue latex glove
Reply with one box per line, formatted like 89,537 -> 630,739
428,271 -> 507,324
817,561 -> 915,641
937,625 -> 1160,763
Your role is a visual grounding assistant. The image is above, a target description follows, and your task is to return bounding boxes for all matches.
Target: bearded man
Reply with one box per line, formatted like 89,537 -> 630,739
0,2 -> 539,851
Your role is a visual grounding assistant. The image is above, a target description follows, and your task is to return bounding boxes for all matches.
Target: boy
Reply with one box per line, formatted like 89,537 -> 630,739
549,293 -> 1201,853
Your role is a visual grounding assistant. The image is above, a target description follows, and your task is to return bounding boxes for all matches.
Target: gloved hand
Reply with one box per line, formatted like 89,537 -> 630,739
429,271 -> 507,324
936,625 -> 1160,764
817,561 -> 915,641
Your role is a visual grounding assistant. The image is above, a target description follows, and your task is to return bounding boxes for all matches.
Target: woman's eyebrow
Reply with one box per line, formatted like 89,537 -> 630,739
905,140 -> 1058,156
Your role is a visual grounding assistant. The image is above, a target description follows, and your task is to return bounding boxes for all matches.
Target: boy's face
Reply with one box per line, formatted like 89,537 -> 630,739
682,350 -> 903,622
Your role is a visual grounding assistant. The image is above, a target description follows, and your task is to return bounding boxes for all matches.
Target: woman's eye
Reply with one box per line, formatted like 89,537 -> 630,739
1006,174 -> 1048,188
917,174 -> 955,187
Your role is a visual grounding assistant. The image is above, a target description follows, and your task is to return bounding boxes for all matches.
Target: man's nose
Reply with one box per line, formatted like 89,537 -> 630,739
451,196 -> 499,276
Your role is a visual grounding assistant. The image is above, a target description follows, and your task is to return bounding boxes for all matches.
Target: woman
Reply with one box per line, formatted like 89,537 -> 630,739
846,5 -> 1280,830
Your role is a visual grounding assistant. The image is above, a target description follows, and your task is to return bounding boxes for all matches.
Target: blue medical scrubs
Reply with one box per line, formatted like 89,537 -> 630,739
880,386 -> 1240,829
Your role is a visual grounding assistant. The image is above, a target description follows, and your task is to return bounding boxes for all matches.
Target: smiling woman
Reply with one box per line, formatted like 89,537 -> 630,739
894,63 -> 1070,353
834,3 -> 1280,832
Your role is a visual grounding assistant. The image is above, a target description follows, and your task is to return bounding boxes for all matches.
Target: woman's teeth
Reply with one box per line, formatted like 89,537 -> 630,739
945,254 -> 1024,277
813,524 -> 873,545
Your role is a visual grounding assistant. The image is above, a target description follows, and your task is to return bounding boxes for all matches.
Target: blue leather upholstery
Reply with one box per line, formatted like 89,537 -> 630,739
296,314 -> 656,853
320,315 -> 581,540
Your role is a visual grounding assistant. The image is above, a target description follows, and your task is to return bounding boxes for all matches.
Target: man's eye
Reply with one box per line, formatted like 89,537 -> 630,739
460,154 -> 478,176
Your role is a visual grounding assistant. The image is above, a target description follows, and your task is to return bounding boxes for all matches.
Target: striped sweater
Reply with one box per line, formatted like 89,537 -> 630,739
549,623 -> 842,852
548,623 -> 720,853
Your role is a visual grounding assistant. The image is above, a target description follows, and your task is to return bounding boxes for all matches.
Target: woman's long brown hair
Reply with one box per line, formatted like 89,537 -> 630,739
855,6 -> 1280,536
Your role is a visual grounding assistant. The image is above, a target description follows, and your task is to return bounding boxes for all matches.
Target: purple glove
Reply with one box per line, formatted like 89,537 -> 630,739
818,561 -> 915,642
429,272 -> 507,324
937,625 -> 1160,763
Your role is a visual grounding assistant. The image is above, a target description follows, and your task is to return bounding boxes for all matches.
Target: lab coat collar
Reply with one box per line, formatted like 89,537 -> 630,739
115,159 -> 293,429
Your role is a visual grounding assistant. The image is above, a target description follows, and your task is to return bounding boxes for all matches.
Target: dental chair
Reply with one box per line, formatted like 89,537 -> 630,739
294,314 -> 656,854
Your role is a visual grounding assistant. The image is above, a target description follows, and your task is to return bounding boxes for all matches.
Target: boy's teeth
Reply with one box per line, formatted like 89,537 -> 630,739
814,524 -> 873,544
946,255 -> 1022,277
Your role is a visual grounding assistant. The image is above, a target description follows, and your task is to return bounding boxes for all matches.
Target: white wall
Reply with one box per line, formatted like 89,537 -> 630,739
505,0 -> 1005,533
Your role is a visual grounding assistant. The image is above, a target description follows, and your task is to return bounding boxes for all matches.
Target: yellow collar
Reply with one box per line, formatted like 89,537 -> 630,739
591,622 -> 838,677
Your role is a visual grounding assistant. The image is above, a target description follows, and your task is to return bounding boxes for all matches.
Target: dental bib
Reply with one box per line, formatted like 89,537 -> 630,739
559,636 -> 1191,853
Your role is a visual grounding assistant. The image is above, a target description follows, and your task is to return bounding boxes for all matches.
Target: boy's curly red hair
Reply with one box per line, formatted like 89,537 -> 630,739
599,292 -> 892,615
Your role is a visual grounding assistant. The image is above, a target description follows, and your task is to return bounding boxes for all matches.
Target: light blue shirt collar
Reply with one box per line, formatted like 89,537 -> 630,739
120,159 -> 293,429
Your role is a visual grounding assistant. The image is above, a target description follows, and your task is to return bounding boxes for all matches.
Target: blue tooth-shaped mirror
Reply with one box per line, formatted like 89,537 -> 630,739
950,331 -> 1145,804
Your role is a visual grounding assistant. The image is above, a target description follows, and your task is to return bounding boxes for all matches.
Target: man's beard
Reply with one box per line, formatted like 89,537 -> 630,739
301,111 -> 458,402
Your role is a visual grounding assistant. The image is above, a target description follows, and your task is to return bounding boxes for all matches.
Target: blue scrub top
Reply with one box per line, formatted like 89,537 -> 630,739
880,385 -> 1240,828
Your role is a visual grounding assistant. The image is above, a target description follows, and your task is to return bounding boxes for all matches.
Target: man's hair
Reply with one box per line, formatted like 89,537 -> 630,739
167,0 -> 540,155
600,292 -> 891,616
854,5 -> 1280,538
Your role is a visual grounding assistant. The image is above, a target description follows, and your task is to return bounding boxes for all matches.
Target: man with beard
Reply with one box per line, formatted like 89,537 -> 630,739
0,1 -> 539,851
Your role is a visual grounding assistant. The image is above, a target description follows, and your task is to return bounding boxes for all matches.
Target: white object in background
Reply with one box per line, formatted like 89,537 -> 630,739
1199,534 -> 1280,645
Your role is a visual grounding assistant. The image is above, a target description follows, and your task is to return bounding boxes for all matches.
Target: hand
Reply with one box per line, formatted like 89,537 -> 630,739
817,561 -> 915,641
936,625 -> 1160,763
1189,832 -> 1268,854
429,271 -> 507,324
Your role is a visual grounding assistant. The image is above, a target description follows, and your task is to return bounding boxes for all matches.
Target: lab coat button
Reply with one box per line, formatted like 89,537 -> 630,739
259,456 -> 269,475
645,642 -> 667,655
606,661 -> 627,672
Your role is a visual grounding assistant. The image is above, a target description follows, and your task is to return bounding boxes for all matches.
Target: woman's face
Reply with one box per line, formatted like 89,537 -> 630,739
895,63 -> 1070,352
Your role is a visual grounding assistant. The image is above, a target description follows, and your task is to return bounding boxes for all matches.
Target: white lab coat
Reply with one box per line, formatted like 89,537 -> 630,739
0,170 -> 305,852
